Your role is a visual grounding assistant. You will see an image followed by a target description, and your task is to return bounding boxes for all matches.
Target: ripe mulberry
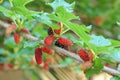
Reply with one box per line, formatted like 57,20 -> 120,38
54,29 -> 61,35
21,28 -> 30,34
48,27 -> 53,35
42,46 -> 54,55
55,41 -> 69,50
57,37 -> 72,46
78,49 -> 90,62
44,35 -> 55,45
35,48 -> 42,65
14,32 -> 20,44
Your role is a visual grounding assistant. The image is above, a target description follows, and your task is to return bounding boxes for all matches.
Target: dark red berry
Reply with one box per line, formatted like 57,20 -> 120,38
44,35 -> 55,45
78,49 -> 90,62
14,32 -> 20,44
54,29 -> 61,35
21,28 -> 30,34
55,41 -> 69,50
35,48 -> 42,65
7,19 -> 13,24
42,46 -> 54,55
57,37 -> 72,46
48,27 -> 53,35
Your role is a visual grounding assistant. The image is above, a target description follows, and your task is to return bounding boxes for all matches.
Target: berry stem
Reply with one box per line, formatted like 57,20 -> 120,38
61,28 -> 70,35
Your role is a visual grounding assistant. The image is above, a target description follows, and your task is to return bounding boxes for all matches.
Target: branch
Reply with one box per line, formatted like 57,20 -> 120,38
0,20 -> 120,76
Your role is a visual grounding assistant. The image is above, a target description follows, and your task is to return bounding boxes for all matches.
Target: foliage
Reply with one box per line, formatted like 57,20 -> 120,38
0,0 -> 120,79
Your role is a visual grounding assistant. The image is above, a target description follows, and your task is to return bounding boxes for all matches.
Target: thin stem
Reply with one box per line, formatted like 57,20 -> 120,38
61,28 -> 70,35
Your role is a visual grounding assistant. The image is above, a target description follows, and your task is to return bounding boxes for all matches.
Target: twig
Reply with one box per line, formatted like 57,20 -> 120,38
0,20 -> 120,76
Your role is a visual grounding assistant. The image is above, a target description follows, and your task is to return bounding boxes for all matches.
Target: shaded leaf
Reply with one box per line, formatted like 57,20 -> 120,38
24,40 -> 40,48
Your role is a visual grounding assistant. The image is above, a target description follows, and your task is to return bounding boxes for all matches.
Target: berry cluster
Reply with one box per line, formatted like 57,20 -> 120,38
14,27 -> 30,44
34,22 -> 94,71
6,24 -> 30,44
34,22 -> 73,70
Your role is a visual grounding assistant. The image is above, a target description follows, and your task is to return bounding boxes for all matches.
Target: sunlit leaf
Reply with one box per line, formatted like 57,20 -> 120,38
48,0 -> 75,12
89,34 -> 111,47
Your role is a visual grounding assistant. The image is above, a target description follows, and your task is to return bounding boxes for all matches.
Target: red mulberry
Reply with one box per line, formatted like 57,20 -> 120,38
78,49 -> 90,62
42,46 -> 54,55
44,35 -> 55,45
21,28 -> 30,34
35,48 -> 42,65
14,32 -> 20,44
57,37 -> 72,46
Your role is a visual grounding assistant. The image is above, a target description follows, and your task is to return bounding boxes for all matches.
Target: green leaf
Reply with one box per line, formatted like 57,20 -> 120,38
48,0 -> 75,12
110,39 -> 120,47
89,34 -> 111,47
24,40 -> 40,48
86,25 -> 92,33
93,58 -> 103,69
86,58 -> 104,78
19,48 -> 34,55
32,26 -> 47,38
99,54 -> 115,65
10,0 -> 34,6
85,68 -> 99,78
4,37 -> 17,48
34,13 -> 52,25
0,6 -> 13,18
111,48 -> 120,62
48,6 -> 79,22
11,6 -> 41,20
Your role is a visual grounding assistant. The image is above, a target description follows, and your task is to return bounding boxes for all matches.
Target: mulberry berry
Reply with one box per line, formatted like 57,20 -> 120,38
42,46 -> 54,55
14,32 -> 20,44
21,28 -> 30,34
78,49 -> 90,62
55,41 -> 69,50
54,29 -> 61,35
57,37 -> 72,46
44,35 -> 55,45
35,48 -> 42,65
48,27 -> 53,35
